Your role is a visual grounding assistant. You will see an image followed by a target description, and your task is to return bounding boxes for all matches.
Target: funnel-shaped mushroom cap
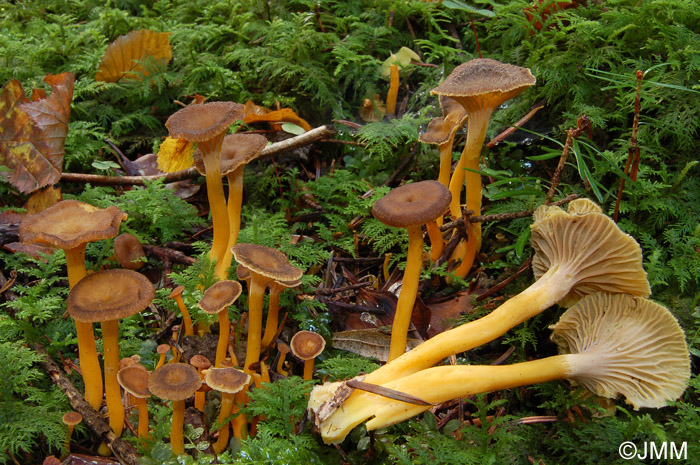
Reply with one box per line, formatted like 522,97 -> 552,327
232,243 -> 303,282
204,367 -> 250,394
190,355 -> 212,370
19,200 -> 126,250
62,411 -> 82,426
193,133 -> 268,176
117,365 -> 151,398
431,58 -> 536,112
149,363 -> 202,401
530,199 -> 650,307
419,96 -> 468,146
114,233 -> 146,270
290,330 -> 326,360
67,269 -> 155,323
165,102 -> 245,142
551,293 -> 690,409
236,264 -> 251,282
372,180 -> 451,228
198,280 -> 242,314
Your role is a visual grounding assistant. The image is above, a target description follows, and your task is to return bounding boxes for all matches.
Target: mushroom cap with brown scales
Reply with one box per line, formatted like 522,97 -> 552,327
418,96 -> 468,146
236,264 -> 251,282
148,363 -> 202,401
232,243 -> 304,283
290,331 -> 326,361
117,365 -> 151,399
157,344 -> 171,356
550,293 -> 690,409
67,269 -> 155,323
193,133 -> 268,176
530,198 -> 651,307
371,180 -> 451,228
431,58 -> 536,112
204,367 -> 250,394
165,102 -> 245,142
190,354 -> 212,371
19,199 -> 126,250
62,411 -> 82,427
114,233 -> 146,270
198,280 -> 243,314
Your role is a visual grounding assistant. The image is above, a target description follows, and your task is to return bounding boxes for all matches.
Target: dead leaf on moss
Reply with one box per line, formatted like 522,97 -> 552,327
25,185 -> 62,214
332,329 -> 421,362
157,137 -> 195,172
96,29 -> 172,83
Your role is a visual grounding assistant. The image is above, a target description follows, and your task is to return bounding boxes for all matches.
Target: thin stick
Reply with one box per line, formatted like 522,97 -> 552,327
487,104 -> 545,148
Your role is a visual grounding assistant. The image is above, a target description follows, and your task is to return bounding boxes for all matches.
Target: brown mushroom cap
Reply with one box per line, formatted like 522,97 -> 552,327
198,280 -> 243,314
165,102 -> 245,142
62,411 -> 83,426
530,199 -> 651,307
193,133 -> 268,176
189,355 -> 212,370
148,363 -> 202,401
418,96 -> 468,146
290,330 -> 326,361
169,285 -> 185,299
431,58 -> 536,112
157,344 -> 171,355
67,269 -> 156,323
117,365 -> 151,398
204,367 -> 250,394
277,341 -> 291,355
551,293 -> 690,409
19,200 -> 126,250
372,180 -> 451,228
232,243 -> 303,282
114,233 -> 146,270
236,264 -> 251,282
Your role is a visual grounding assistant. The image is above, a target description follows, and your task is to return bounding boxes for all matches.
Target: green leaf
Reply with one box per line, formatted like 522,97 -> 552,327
442,0 -> 496,17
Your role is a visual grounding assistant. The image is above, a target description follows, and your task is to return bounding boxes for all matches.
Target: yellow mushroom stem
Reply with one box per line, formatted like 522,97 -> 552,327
386,64 -> 399,115
243,275 -> 270,374
382,253 -> 392,283
199,133 -> 230,280
101,320 -> 125,447
261,361 -> 270,384
261,284 -> 283,349
231,390 -> 248,439
133,396 -> 150,439
172,293 -> 194,336
303,358 -> 316,381
155,350 -> 168,370
194,376 -> 206,413
219,165 -> 245,277
388,224 -> 424,362
171,399 -> 186,455
64,245 -> 103,412
449,221 -> 479,277
212,391 -> 235,454
215,309 -> 231,368
425,220 -> 444,263
277,350 -> 289,377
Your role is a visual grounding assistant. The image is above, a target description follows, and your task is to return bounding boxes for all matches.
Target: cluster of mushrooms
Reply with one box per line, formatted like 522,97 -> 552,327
306,59 -> 691,444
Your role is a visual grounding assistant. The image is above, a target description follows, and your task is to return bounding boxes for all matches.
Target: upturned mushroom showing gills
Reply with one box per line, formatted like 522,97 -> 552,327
198,280 -> 243,367
149,363 -> 202,456
19,199 -> 126,411
165,102 -> 245,279
312,198 -> 651,441
231,243 -> 303,373
371,180 -> 451,361
67,268 -> 155,454
312,294 -> 689,439
204,367 -> 250,454
432,58 -> 536,277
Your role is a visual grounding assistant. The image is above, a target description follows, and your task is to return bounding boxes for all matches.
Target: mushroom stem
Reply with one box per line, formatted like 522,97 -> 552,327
437,139 -> 455,191
388,224 -> 424,362
425,220 -> 444,263
171,399 -> 186,455
215,309 -> 230,368
102,320 -> 125,440
244,277 -> 267,373
171,292 -> 194,336
134,396 -> 150,439
212,392 -> 235,454
231,390 -> 248,439
219,165 -> 245,277
261,285 -> 282,349
386,64 -> 399,115
303,359 -> 315,381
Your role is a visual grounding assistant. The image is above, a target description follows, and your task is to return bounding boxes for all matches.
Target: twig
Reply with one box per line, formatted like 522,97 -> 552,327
346,378 -> 434,406
383,146 -> 418,187
476,257 -> 532,302
487,104 -> 545,148
315,281 -> 373,296
544,115 -> 591,204
470,14 -> 482,58
142,244 -> 194,266
33,343 -> 140,465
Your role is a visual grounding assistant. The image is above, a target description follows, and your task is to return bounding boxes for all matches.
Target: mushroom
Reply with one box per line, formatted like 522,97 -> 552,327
313,199 -> 652,439
198,280 -> 243,367
194,134 -> 268,276
381,47 -> 420,116
231,243 -> 303,373
276,342 -> 291,376
62,411 -> 82,455
117,365 -> 151,439
19,199 -> 126,411
155,344 -> 171,370
371,180 -> 451,361
113,233 -> 146,270
67,268 -> 155,453
290,331 -> 325,380
169,286 -> 194,337
189,355 -> 212,412
204,367 -> 250,454
431,59 -> 536,277
261,277 -> 302,349
313,293 -> 690,440
165,102 -> 245,279
148,363 -> 202,455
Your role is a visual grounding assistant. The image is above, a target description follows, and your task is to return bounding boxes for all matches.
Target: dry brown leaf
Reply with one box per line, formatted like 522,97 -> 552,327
425,290 -> 474,338
96,29 -> 172,83
157,137 -> 195,172
332,329 -> 421,362
241,100 -> 312,131
25,186 -> 62,214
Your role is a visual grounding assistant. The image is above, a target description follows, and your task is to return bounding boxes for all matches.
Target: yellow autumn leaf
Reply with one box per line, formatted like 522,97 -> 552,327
96,29 -> 172,83
157,137 -> 194,173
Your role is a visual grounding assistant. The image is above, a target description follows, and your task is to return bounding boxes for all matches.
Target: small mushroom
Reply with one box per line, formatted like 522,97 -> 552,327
113,233 -> 146,270
169,286 -> 194,336
276,342 -> 291,376
117,365 -> 151,439
148,363 -> 202,456
204,367 -> 250,453
261,277 -> 302,349
62,411 -> 82,455
189,355 -> 212,412
198,280 -> 243,367
290,331 -> 325,380
155,344 -> 171,370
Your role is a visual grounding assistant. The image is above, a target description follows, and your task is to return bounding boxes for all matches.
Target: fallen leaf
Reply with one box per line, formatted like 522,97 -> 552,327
3,242 -> 56,260
96,29 -> 172,83
241,100 -> 312,131
425,289 -> 474,338
332,329 -> 421,362
157,137 -> 195,172
25,185 -> 62,214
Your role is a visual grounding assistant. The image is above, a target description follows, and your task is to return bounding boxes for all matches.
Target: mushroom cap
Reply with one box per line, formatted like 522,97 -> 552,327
198,280 -> 242,314
277,341 -> 291,355
418,96 -> 468,146
169,285 -> 185,299
189,354 -> 212,370
165,102 -> 245,143
431,58 -> 536,112
290,330 -> 326,361
117,365 -> 151,398
67,269 -> 155,323
236,264 -> 251,282
62,411 -> 83,426
19,200 -> 126,250
231,243 -> 304,282
204,367 -> 250,394
530,198 -> 650,307
270,277 -> 302,293
551,293 -> 690,409
148,363 -> 202,401
114,233 -> 146,270
193,133 -> 268,176
157,344 -> 171,355
372,180 -> 451,228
